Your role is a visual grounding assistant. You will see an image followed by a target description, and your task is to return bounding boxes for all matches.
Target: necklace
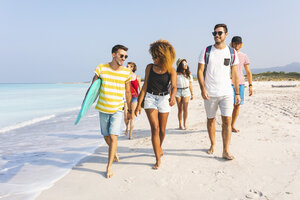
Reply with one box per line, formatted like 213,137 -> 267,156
154,64 -> 162,73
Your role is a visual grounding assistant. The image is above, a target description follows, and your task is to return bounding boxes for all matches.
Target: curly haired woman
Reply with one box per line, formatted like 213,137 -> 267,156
135,40 -> 177,169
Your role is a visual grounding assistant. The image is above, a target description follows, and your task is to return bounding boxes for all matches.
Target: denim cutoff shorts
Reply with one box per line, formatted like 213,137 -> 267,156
176,88 -> 191,97
99,110 -> 124,136
131,97 -> 138,103
144,92 -> 171,113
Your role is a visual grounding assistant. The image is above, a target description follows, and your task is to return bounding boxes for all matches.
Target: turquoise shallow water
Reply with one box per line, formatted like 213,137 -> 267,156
0,83 -> 89,131
0,83 -> 107,200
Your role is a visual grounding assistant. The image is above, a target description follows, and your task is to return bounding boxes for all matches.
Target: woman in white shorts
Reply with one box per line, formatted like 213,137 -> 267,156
135,40 -> 177,170
175,58 -> 193,130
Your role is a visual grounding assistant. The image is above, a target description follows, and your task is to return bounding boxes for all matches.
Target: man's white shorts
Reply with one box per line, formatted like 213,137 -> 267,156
204,95 -> 233,119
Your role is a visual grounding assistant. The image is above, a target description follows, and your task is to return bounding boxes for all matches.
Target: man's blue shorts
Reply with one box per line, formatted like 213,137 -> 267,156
99,111 -> 124,136
232,85 -> 245,105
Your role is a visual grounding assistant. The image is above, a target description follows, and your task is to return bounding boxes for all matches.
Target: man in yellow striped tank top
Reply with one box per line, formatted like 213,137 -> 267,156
87,45 -> 132,178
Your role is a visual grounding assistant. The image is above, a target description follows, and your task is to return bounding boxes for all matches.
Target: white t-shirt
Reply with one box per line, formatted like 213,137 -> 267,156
177,74 -> 193,88
198,45 -> 239,97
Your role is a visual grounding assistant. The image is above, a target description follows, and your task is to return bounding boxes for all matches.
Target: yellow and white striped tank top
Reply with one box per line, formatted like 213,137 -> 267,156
94,63 -> 132,114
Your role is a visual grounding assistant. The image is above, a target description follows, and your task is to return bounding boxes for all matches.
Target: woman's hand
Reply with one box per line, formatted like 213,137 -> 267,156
135,105 -> 142,117
169,97 -> 176,106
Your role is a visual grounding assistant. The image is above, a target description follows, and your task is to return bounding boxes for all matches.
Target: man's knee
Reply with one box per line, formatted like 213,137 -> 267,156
207,118 -> 216,124
233,104 -> 240,109
222,116 -> 231,127
109,134 -> 118,142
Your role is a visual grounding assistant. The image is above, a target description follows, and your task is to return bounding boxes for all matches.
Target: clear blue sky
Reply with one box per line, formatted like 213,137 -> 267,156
1,0 -> 299,83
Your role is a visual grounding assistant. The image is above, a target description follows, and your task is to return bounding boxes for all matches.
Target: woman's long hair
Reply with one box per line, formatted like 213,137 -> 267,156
149,40 -> 176,73
176,60 -> 191,78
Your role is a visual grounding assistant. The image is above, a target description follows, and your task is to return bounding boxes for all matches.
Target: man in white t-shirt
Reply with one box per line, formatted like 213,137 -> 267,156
197,24 -> 241,160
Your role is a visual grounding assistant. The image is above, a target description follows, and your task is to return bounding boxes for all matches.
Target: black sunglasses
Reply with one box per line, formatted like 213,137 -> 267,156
212,31 -> 224,36
119,54 -> 128,59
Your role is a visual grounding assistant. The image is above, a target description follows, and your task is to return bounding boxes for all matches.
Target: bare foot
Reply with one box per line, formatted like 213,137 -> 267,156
125,128 -> 129,136
113,154 -> 119,162
222,152 -> 235,160
232,127 -> 240,133
152,160 -> 161,170
106,167 -> 113,178
179,126 -> 184,130
183,123 -> 188,130
207,145 -> 215,154
160,148 -> 164,157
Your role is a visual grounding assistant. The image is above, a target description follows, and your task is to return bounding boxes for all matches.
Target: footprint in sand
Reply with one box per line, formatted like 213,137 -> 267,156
214,170 -> 225,178
245,189 -> 267,199
124,177 -> 134,184
192,170 -> 201,175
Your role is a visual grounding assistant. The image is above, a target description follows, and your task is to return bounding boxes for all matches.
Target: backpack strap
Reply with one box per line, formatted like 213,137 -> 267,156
228,46 -> 236,79
204,45 -> 212,80
228,46 -> 235,66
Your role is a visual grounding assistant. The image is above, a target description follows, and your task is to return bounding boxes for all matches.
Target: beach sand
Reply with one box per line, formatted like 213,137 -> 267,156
36,81 -> 300,200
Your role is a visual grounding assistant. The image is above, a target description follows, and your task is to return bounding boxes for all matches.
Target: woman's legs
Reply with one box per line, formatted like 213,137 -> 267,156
182,96 -> 190,129
176,97 -> 183,129
158,112 -> 169,157
128,102 -> 137,139
145,109 -> 162,169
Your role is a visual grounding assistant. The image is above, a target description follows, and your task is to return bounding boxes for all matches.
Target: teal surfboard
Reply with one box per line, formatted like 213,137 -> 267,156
75,79 -> 101,125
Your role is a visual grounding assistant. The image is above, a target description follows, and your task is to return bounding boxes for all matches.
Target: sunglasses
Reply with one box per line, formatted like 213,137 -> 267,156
212,31 -> 224,36
119,54 -> 128,59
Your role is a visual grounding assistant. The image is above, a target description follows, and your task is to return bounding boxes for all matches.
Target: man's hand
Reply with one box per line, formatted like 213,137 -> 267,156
201,89 -> 209,100
249,86 -> 253,96
235,95 -> 241,105
127,110 -> 133,120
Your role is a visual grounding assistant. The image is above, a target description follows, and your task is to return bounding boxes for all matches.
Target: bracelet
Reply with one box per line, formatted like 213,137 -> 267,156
235,93 -> 240,95
127,109 -> 132,113
249,84 -> 252,87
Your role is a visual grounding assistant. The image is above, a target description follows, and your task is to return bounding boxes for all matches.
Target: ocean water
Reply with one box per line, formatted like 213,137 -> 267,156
0,84 -> 106,200
0,84 -> 88,132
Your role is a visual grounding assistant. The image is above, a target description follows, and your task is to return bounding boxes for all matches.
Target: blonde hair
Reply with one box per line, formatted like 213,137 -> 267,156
149,39 -> 176,73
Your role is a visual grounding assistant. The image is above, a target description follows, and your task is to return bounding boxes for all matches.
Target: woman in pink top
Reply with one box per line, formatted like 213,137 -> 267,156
230,36 -> 253,132
125,62 -> 141,139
